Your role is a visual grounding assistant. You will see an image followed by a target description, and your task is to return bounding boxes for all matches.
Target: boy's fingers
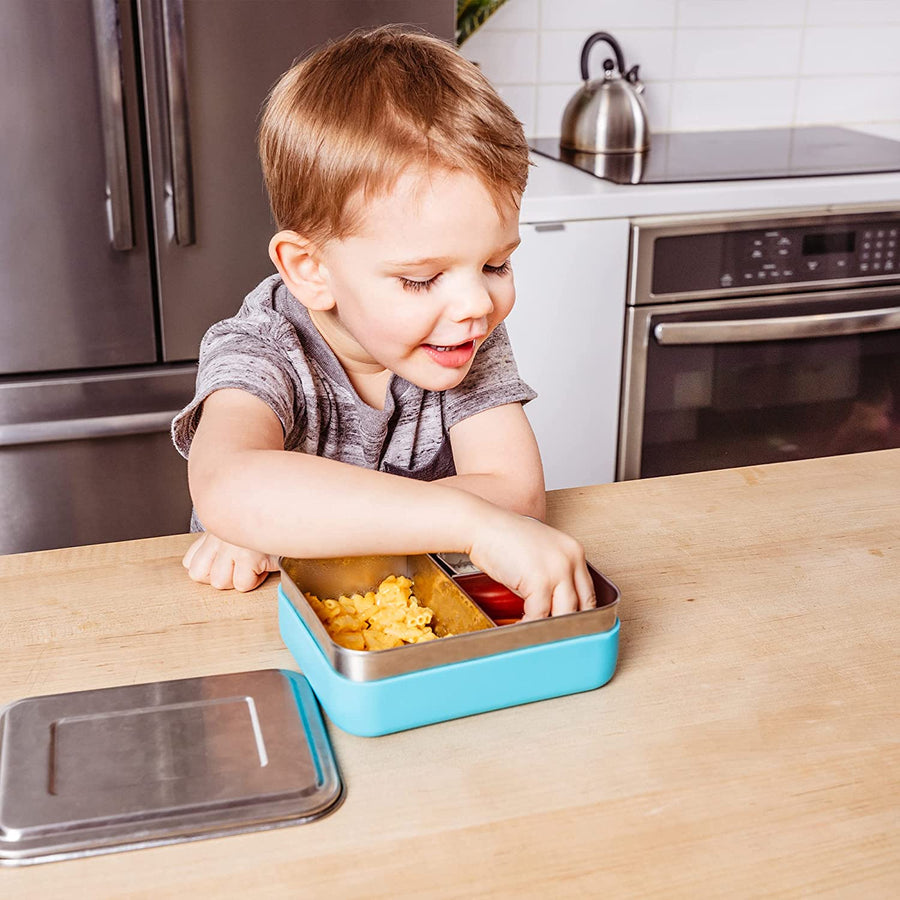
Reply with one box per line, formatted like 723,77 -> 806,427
233,564 -> 267,593
186,541 -> 216,583
208,555 -> 236,591
182,534 -> 206,569
521,587 -> 552,621
549,581 -> 579,617
575,563 -> 597,610
254,554 -> 281,575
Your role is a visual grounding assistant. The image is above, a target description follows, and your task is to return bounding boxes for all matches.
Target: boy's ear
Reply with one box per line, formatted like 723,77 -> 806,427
268,231 -> 335,311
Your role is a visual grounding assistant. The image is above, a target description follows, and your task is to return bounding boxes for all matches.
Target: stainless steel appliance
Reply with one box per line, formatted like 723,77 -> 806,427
0,0 -> 453,554
618,206 -> 900,479
559,31 -> 649,155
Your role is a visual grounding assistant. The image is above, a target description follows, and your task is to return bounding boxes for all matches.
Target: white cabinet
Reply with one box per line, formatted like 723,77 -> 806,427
505,218 -> 630,489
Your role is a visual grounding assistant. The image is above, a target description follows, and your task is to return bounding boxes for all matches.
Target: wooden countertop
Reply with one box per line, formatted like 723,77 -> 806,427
3,451 -> 899,897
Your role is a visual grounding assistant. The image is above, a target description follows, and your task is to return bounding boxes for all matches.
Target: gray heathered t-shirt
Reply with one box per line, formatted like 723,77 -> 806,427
172,275 -> 536,530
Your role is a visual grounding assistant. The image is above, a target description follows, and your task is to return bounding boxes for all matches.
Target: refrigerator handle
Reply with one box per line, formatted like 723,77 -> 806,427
0,411 -> 181,447
91,0 -> 135,251
161,0 -> 196,246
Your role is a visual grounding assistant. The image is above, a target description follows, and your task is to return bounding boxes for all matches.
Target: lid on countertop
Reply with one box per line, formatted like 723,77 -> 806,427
0,669 -> 343,866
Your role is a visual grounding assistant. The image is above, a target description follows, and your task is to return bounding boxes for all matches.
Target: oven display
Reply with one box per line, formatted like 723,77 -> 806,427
802,231 -> 856,255
651,218 -> 899,295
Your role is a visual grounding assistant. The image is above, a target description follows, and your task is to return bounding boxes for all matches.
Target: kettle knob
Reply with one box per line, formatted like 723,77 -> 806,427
580,31 -> 626,81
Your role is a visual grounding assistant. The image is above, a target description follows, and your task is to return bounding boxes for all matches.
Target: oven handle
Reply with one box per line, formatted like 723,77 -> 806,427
653,305 -> 900,345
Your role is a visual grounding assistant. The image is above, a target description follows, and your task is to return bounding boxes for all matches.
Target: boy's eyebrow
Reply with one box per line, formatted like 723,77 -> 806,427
386,239 -> 522,269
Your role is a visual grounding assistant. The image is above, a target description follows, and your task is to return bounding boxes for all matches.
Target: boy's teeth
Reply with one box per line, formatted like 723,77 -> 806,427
429,340 -> 471,351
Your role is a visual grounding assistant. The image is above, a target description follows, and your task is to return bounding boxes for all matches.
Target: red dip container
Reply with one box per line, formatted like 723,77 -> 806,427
453,573 -> 525,625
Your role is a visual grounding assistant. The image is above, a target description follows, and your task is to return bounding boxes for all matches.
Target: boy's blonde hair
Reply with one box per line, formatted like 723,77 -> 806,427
259,26 -> 529,244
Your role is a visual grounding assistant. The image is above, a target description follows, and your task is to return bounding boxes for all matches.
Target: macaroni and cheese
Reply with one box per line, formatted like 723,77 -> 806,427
305,574 -> 445,651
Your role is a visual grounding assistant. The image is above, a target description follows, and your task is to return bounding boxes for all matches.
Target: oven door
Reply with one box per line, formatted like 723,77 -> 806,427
618,287 -> 900,479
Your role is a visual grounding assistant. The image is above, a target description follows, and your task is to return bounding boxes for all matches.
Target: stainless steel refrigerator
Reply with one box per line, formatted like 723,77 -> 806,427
0,0 -> 453,554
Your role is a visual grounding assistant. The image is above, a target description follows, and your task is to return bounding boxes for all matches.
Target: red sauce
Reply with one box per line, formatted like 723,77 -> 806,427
454,573 -> 525,625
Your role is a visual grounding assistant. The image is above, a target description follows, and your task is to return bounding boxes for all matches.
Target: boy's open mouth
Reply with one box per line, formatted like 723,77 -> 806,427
421,339 -> 476,368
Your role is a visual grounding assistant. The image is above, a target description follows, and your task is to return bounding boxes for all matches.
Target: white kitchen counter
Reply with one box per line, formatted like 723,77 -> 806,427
521,150 -> 900,223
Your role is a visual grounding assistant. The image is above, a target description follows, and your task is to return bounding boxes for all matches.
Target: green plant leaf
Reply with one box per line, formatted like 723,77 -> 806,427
456,0 -> 510,46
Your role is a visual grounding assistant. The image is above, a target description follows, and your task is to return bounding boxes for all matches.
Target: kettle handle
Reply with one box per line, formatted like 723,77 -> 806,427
580,31 -> 626,81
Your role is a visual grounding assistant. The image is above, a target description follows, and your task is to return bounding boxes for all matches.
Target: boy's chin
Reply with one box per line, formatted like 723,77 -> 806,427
402,358 -> 473,392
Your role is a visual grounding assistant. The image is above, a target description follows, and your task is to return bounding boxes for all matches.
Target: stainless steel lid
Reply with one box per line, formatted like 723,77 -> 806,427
0,669 -> 343,866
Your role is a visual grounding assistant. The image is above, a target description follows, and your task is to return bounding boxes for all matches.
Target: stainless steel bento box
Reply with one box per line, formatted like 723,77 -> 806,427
277,553 -> 620,736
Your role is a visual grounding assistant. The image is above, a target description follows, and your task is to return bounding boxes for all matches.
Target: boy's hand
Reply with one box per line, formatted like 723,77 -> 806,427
182,533 -> 279,592
467,510 -> 596,620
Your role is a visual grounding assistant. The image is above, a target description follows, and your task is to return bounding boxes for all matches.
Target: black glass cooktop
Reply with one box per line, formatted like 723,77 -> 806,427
529,126 -> 900,185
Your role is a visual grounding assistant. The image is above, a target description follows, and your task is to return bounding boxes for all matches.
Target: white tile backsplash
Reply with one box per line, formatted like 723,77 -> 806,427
496,83 -> 537,137
461,28 -> 537,84
801,26 -> 900,76
461,0 -> 900,137
669,79 -> 797,131
538,0 -> 677,31
638,81 -> 674,133
482,0 -> 539,30
535,83 -> 581,136
795,75 -> 900,124
674,28 -> 803,79
806,0 -> 900,26
678,0 -> 806,28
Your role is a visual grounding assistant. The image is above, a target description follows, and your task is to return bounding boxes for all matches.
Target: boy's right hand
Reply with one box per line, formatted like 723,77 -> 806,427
182,533 -> 280,592
467,510 -> 597,620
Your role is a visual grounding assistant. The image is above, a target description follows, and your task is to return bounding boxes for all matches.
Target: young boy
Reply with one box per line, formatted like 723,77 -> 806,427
172,26 -> 596,619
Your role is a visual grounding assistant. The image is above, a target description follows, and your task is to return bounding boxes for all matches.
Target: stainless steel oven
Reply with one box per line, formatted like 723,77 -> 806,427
618,206 -> 900,480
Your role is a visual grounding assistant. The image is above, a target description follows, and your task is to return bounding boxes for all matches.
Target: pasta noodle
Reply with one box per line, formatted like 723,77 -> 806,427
305,574 -> 445,651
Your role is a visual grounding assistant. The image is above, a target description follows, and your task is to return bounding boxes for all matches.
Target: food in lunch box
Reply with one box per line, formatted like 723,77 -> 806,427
453,572 -> 525,624
305,574 -> 445,651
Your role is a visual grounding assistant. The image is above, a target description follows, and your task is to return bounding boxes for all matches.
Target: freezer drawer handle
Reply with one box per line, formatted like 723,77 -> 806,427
653,305 -> 900,345
0,411 -> 180,448
161,0 -> 196,246
91,0 -> 135,251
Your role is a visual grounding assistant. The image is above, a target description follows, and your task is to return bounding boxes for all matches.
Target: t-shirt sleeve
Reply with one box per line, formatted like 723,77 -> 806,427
442,322 -> 537,429
171,313 -> 301,460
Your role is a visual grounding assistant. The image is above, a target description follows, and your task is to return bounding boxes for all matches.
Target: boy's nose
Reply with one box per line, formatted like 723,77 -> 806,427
450,279 -> 494,322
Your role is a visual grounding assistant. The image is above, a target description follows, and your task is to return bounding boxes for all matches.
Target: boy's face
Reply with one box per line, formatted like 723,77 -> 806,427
312,167 -> 521,393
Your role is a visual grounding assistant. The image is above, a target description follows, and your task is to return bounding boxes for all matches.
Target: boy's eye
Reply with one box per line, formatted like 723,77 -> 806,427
400,275 -> 440,292
484,260 -> 511,276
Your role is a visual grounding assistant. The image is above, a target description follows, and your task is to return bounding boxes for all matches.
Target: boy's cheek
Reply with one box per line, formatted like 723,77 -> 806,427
491,289 -> 516,325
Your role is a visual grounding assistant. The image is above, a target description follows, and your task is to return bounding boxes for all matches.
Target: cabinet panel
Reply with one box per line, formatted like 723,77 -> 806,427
505,219 -> 630,489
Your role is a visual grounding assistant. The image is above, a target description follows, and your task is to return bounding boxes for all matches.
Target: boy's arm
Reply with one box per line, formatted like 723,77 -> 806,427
189,389 -> 484,558
187,389 -> 595,617
442,402 -> 546,521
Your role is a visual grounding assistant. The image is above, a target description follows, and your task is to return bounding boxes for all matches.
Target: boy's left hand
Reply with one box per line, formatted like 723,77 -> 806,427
467,508 -> 597,619
182,532 -> 280,592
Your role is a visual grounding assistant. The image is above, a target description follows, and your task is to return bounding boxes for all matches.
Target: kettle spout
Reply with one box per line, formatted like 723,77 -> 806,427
626,64 -> 645,93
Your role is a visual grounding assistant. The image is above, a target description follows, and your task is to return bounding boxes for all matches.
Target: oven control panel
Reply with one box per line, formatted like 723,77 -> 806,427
649,216 -> 900,297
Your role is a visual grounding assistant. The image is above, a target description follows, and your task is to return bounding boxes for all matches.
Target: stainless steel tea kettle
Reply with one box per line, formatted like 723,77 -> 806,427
560,32 -> 650,154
